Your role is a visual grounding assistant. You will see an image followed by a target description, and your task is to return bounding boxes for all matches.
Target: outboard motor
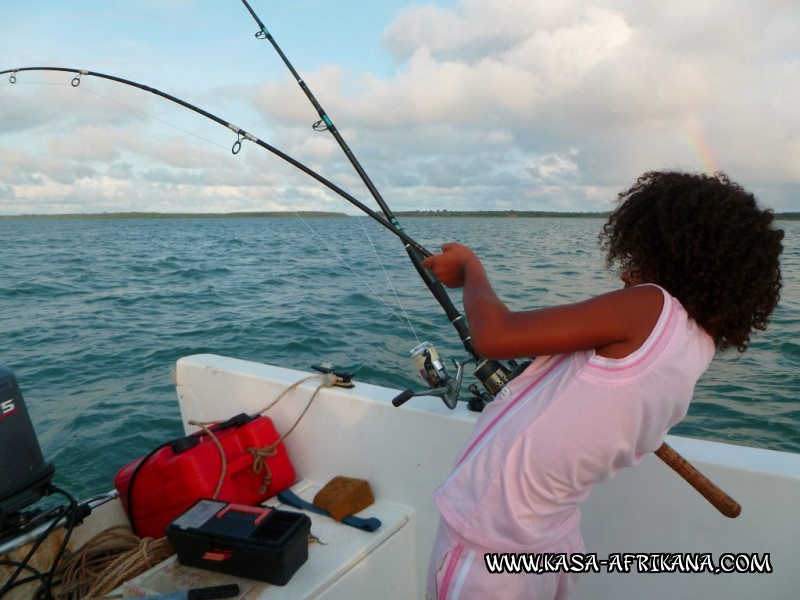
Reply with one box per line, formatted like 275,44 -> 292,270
0,367 -> 54,524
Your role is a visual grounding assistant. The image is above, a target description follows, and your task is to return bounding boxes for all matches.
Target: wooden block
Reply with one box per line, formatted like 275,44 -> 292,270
313,476 -> 375,521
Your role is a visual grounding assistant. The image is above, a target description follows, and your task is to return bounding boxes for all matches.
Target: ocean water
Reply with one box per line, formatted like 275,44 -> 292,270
1,215 -> 798,500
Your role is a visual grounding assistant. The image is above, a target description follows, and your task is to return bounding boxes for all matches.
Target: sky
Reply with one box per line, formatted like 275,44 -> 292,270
1,0 -> 798,215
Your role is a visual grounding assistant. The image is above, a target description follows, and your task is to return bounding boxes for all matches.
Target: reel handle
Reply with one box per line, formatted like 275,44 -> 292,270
392,389 -> 416,407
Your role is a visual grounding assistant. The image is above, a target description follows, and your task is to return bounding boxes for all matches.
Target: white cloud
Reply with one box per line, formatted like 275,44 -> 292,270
1,0 -> 798,214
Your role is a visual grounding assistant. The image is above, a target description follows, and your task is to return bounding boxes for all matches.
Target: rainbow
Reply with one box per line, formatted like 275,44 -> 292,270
684,126 -> 720,174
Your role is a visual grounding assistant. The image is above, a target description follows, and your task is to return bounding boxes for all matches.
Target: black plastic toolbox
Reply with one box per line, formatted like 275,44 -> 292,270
167,498 -> 311,585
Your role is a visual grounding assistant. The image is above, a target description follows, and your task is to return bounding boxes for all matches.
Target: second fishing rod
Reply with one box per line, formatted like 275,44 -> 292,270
238,0 -> 513,409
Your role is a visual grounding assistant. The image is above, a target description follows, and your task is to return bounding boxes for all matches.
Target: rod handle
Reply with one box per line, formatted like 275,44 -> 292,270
654,442 -> 741,518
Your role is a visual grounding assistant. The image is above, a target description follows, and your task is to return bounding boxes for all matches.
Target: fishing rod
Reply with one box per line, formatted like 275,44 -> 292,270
237,0 -> 514,408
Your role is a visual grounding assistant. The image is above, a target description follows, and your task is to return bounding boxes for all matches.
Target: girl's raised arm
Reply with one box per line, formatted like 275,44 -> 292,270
422,243 -> 663,360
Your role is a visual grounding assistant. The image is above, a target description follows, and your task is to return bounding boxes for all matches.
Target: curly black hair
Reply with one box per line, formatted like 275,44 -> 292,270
599,171 -> 784,352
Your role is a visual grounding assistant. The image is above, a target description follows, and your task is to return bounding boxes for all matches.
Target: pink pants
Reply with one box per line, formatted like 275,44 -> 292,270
426,520 -> 584,600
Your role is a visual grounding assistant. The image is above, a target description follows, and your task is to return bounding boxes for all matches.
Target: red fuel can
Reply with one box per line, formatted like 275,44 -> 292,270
114,413 -> 296,539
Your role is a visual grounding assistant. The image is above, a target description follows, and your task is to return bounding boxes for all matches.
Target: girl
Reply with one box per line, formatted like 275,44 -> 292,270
422,171 -> 784,599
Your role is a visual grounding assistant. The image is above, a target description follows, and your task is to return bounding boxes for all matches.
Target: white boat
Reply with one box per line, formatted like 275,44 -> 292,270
5,352 -> 794,599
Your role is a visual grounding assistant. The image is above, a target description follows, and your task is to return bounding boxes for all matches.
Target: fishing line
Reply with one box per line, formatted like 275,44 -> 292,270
229,142 -> 423,334
290,213 -> 421,330
356,215 -> 422,344
232,152 -> 425,333
7,79 -> 224,151
76,85 -> 232,153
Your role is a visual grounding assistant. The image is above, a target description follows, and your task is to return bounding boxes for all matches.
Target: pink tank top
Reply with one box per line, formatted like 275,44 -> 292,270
433,286 -> 715,552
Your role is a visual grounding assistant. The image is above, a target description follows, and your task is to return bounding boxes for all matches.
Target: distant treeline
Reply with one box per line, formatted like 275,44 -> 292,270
0,211 -> 348,220
2,210 -> 798,220
393,209 -> 612,218
394,210 -> 800,220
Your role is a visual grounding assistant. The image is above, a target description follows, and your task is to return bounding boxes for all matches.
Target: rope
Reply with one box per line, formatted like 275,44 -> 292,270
253,373 -> 323,415
186,422 -> 228,499
53,525 -> 175,600
261,373 -> 336,436
248,445 -> 277,494
247,373 -> 335,493
189,372 -> 337,496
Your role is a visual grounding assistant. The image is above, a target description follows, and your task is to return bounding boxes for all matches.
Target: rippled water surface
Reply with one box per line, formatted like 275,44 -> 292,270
1,216 -> 797,498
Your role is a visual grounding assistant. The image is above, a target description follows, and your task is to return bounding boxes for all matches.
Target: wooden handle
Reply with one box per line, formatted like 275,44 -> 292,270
654,442 -> 741,518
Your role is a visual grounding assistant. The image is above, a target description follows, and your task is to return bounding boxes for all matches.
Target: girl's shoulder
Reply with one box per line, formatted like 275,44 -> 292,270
593,284 -> 665,359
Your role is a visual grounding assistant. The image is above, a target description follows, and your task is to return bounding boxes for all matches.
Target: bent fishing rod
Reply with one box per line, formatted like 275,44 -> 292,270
232,3 -> 742,519
1,67 -> 425,256
237,0 -> 515,408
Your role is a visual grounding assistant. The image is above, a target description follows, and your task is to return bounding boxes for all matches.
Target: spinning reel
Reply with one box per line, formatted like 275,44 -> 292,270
391,341 -> 521,412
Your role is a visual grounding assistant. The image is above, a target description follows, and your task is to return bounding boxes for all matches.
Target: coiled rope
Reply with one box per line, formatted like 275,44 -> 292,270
53,525 -> 174,599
